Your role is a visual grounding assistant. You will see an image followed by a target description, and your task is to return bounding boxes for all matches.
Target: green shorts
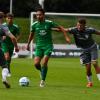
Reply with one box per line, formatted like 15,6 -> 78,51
35,45 -> 53,58
1,43 -> 14,56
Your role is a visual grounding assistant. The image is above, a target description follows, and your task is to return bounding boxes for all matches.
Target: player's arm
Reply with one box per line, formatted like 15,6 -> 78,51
52,28 -> 60,31
3,26 -> 19,52
7,33 -> 19,52
52,27 -> 71,43
58,26 -> 71,43
26,32 -> 34,51
95,30 -> 100,35
16,26 -> 21,41
16,34 -> 21,41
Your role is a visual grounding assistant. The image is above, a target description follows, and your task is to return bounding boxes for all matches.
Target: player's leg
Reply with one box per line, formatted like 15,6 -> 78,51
0,49 -> 10,88
34,57 -> 41,71
34,48 -> 43,71
85,63 -> 93,87
40,55 -> 49,87
80,51 -> 92,87
91,46 -> 100,80
40,46 -> 52,87
41,55 -> 49,80
4,52 -> 11,76
1,43 -> 11,76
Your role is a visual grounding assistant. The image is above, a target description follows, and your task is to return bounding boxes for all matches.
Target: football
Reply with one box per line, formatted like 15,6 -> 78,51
19,77 -> 30,86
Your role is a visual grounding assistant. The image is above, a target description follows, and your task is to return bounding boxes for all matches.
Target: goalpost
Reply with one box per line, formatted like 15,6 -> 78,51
30,12 -> 100,58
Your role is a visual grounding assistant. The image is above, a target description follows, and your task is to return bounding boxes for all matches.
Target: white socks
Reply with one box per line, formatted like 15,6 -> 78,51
87,75 -> 92,82
97,74 -> 100,81
87,74 -> 100,82
2,68 -> 9,82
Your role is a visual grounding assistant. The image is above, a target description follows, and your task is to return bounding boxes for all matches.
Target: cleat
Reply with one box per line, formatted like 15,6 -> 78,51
86,82 -> 93,88
40,80 -> 45,87
3,81 -> 11,88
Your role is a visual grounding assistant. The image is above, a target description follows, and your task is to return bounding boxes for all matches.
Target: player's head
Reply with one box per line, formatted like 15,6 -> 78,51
35,8 -> 45,22
77,18 -> 86,31
6,13 -> 14,24
0,11 -> 5,23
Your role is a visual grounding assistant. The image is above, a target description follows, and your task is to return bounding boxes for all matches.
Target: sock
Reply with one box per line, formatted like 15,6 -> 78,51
97,74 -> 100,81
2,68 -> 9,82
41,66 -> 48,81
87,75 -> 92,82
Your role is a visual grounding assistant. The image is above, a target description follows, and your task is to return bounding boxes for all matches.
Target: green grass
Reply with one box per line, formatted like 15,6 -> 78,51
0,58 -> 100,100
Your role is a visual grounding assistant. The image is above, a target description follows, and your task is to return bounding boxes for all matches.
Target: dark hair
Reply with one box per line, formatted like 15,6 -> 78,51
6,13 -> 14,18
0,11 -> 4,18
78,18 -> 86,24
35,8 -> 45,14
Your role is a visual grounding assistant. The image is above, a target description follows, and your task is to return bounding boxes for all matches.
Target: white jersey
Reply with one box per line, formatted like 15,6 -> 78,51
0,24 -> 12,45
0,24 -> 12,36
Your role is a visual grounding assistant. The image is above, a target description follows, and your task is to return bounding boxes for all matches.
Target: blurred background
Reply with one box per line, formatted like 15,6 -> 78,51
1,0 -> 100,58
0,0 -> 100,17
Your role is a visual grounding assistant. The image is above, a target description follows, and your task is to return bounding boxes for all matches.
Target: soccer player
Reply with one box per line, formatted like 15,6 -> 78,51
26,8 -> 70,87
0,11 -> 19,88
1,13 -> 21,76
65,18 -> 100,87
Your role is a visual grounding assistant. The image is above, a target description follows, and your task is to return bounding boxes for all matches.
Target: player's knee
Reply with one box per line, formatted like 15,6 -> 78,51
92,60 -> 97,65
34,64 -> 41,71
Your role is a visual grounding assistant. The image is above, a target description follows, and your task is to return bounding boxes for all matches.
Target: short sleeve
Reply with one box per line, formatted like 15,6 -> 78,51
50,21 -> 59,28
68,27 -> 76,34
87,27 -> 96,34
2,25 -> 11,36
31,22 -> 36,32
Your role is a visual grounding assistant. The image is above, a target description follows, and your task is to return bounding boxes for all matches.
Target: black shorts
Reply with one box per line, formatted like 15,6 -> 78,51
80,44 -> 98,64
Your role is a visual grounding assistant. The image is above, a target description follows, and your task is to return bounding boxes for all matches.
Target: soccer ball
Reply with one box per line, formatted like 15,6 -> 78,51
19,77 -> 30,86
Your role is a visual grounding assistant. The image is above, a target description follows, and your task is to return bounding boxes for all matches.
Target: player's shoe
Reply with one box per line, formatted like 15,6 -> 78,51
7,73 -> 11,77
40,80 -> 45,87
3,81 -> 11,88
86,82 -> 93,88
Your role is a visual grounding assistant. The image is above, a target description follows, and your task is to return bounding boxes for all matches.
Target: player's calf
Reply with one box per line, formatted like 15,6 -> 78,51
34,64 -> 41,71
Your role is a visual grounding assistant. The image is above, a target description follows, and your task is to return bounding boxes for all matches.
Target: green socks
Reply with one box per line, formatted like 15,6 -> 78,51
41,66 -> 48,81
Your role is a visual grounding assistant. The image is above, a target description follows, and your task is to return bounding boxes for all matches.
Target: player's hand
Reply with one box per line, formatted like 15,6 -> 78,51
15,47 -> 19,52
26,45 -> 30,51
66,37 -> 71,44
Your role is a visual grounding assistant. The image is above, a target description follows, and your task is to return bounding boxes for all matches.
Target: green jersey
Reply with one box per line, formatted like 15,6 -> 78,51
31,20 -> 59,47
2,23 -> 20,46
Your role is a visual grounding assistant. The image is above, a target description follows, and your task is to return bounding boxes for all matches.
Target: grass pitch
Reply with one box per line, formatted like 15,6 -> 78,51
0,58 -> 100,100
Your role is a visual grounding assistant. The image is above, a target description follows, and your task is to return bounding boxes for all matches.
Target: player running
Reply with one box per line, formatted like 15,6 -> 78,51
65,18 -> 100,87
0,11 -> 19,88
1,13 -> 21,76
26,8 -> 70,87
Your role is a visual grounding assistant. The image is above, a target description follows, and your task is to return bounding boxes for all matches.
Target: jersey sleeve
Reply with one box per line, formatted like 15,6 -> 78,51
68,27 -> 76,34
31,22 -> 36,33
2,25 -> 12,36
50,21 -> 59,28
87,27 -> 96,34
46,20 -> 59,28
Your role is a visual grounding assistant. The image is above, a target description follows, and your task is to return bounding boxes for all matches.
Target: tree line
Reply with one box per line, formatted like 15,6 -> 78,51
0,0 -> 100,17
